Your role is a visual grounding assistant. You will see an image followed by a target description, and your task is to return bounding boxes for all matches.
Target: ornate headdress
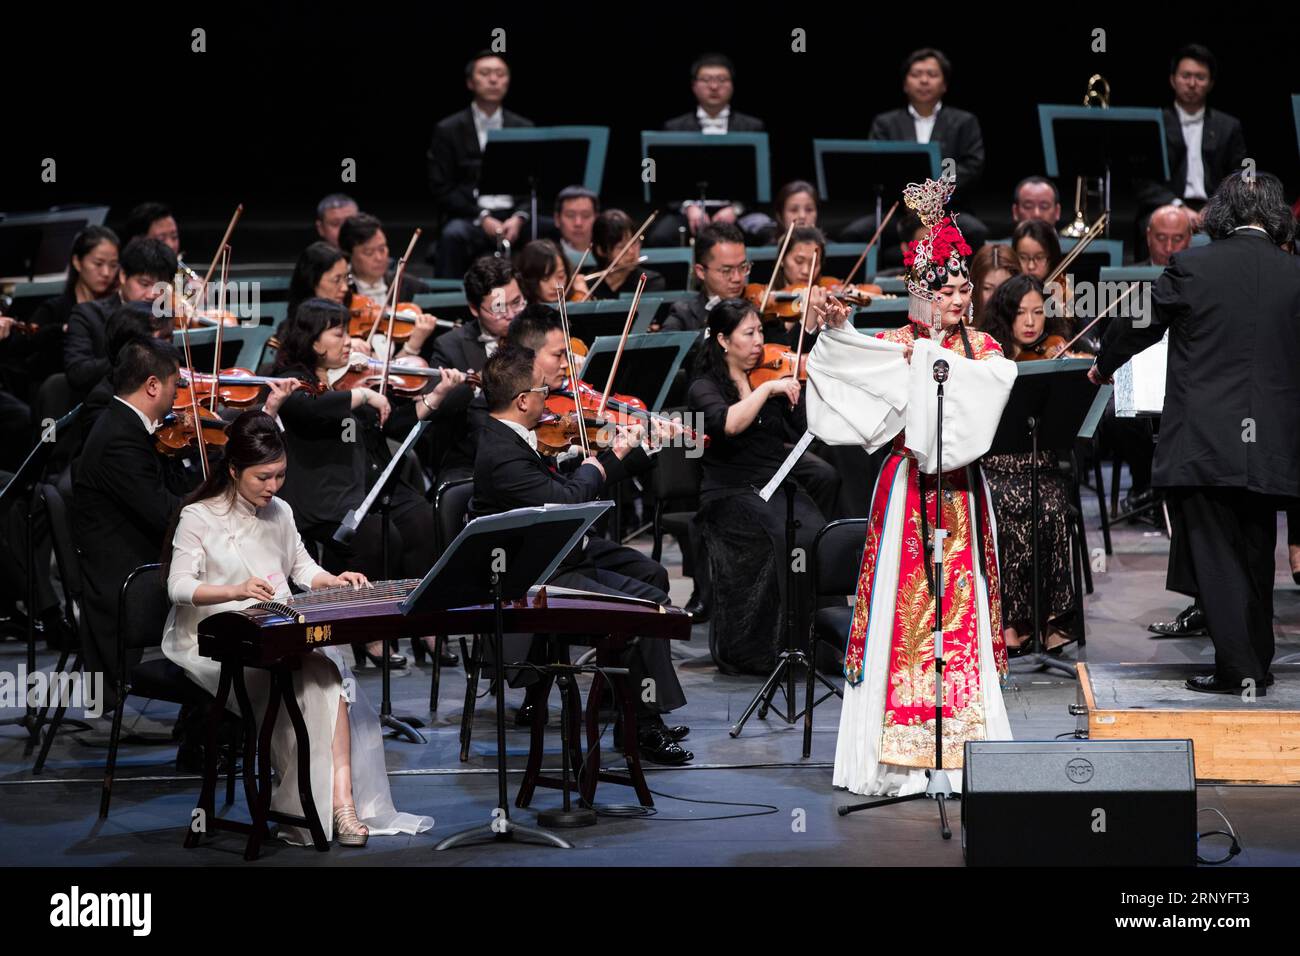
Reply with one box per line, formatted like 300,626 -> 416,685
902,178 -> 972,328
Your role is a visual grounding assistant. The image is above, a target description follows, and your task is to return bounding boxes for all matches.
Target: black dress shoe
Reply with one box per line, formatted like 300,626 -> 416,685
662,724 -> 689,741
1148,604 -> 1207,637
514,703 -> 548,727
684,595 -> 709,623
439,648 -> 460,667
1185,673 -> 1267,696
637,727 -> 694,765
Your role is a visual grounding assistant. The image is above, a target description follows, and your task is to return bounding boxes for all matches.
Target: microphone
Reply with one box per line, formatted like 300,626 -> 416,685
932,359 -> 950,383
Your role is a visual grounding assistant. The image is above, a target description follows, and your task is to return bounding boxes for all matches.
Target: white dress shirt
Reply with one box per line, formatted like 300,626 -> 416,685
471,102 -> 514,214
1176,103 -> 1208,201
908,101 -> 942,144
114,396 -> 159,434
697,105 -> 731,135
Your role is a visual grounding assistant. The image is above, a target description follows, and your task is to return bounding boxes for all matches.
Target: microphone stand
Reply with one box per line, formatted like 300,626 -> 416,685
838,357 -> 955,839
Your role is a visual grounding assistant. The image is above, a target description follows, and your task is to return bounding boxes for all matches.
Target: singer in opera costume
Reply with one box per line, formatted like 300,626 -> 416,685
801,179 -> 1018,796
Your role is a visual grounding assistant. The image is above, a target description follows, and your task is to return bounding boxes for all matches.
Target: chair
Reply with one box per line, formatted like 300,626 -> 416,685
30,374 -> 78,477
99,565 -> 234,819
802,518 -> 868,758
422,479 -> 474,717
648,442 -> 706,604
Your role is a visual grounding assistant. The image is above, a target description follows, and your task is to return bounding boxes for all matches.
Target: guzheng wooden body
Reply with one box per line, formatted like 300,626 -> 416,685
198,580 -> 690,666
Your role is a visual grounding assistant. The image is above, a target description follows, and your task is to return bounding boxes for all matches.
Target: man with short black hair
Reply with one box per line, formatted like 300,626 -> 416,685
659,222 -> 748,332
1012,176 -> 1062,226
552,185 -> 598,265
427,51 -> 537,277
120,202 -> 181,255
315,193 -> 359,247
64,237 -> 177,398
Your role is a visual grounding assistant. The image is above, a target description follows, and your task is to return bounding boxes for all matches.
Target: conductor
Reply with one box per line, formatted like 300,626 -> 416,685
1091,172 -> 1300,696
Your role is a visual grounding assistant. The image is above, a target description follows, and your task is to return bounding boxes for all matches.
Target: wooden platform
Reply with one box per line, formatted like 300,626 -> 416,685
1077,663 -> 1300,785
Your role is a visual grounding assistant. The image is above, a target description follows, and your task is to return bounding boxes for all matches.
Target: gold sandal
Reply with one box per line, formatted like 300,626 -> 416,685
333,805 -> 369,847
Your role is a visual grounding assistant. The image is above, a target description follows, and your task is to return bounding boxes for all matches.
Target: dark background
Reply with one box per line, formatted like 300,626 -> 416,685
2,3 -> 1295,261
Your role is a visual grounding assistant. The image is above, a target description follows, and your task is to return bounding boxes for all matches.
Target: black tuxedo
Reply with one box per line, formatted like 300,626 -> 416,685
428,319 -> 491,374
72,398 -> 182,681
1097,231 -> 1300,683
868,105 -> 985,189
663,110 -> 765,132
427,106 -> 535,222
1134,106 -> 1247,213
64,293 -> 122,397
469,417 -> 684,713
660,293 -> 711,333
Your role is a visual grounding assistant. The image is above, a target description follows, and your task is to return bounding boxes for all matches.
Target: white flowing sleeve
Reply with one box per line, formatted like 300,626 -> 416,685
904,337 -> 1017,473
804,326 -> 911,449
278,499 -> 327,591
167,507 -> 208,607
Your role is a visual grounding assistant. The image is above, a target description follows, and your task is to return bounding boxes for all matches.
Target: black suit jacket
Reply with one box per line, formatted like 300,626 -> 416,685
426,106 -> 534,222
663,110 -> 765,132
1097,231 -> 1300,497
868,105 -> 985,191
64,293 -> 122,397
1134,106 -> 1248,213
72,398 -> 183,672
429,319 -> 490,374
660,293 -> 711,333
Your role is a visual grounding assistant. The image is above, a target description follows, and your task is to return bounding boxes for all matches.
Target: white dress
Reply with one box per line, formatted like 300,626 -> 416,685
162,493 -> 432,844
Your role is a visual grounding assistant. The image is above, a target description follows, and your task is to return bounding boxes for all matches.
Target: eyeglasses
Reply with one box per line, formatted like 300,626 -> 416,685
695,74 -> 732,87
1018,253 -> 1049,266
327,272 -> 352,286
519,384 -> 550,398
706,261 -> 752,278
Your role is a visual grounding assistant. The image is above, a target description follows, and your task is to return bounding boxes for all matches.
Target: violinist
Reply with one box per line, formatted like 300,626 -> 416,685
585,209 -> 665,300
120,202 -> 181,256
968,243 -> 1021,327
1011,218 -> 1062,284
71,335 -> 184,692
337,213 -> 440,361
64,237 -> 176,400
685,298 -> 839,674
270,298 -> 465,668
287,242 -> 373,358
976,274 -> 1080,656
746,179 -> 819,245
659,223 -> 748,333
515,239 -> 587,306
470,345 -> 692,764
552,185 -> 598,266
760,226 -> 836,347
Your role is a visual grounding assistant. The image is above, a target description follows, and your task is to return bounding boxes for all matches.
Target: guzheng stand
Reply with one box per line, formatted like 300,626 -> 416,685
404,503 -> 612,852
335,419 -> 429,744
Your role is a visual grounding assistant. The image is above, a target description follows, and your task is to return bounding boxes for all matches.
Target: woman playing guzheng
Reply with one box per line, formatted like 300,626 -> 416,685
161,410 -> 432,846
801,178 -> 1016,797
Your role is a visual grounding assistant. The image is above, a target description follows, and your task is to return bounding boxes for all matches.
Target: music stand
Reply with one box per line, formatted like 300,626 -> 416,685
562,296 -> 663,342
641,131 -> 770,207
989,359 -> 1110,679
404,502 -> 611,851
480,127 -> 610,242
813,139 -> 942,226
334,419 -> 430,744
578,332 -> 697,413
0,206 -> 110,283
0,405 -> 82,737
1038,105 -> 1169,232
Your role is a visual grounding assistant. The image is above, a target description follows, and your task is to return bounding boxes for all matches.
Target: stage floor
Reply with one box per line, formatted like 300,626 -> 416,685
2,479 -> 1298,867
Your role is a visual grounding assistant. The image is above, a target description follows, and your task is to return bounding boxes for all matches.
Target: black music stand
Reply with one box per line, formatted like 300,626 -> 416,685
480,132 -> 597,243
0,405 -> 82,738
989,359 -> 1109,679
642,131 -> 769,212
814,139 -> 941,231
403,502 -> 610,851
334,419 -> 429,744
578,332 -> 697,415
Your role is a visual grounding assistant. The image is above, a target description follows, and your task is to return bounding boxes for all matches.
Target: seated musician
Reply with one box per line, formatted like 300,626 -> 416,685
975,274 -> 1080,656
968,243 -> 1021,327
515,239 -> 588,306
162,410 -> 433,847
761,225 -> 839,348
64,237 -> 176,399
648,53 -> 765,247
658,223 -> 748,333
119,202 -> 182,256
585,209 -> 666,300
1143,204 -> 1194,266
1011,219 -> 1061,285
1011,176 -> 1062,228
551,185 -> 598,266
685,298 -> 841,674
314,193 -> 359,248
471,345 -> 693,764
336,212 -> 439,363
270,298 -> 465,668
427,51 -> 536,278
744,179 -> 820,245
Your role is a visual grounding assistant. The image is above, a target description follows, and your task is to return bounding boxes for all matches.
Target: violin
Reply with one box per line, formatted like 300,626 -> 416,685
348,294 -> 418,343
1013,334 -> 1068,362
331,356 -> 479,398
0,318 -> 41,336
535,379 -> 708,456
176,368 -> 325,409
155,406 -> 229,455
743,278 -> 881,320
168,288 -> 239,329
747,343 -> 808,387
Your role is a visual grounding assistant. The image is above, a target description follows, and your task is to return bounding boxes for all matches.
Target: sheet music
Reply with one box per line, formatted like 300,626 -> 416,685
1113,331 -> 1168,417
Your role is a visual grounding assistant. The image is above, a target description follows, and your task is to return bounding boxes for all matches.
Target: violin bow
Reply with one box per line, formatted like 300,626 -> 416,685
208,245 -> 232,414
555,291 -> 591,458
790,251 -> 818,404
1054,281 -> 1141,356
367,227 -> 421,352
563,247 -> 591,298
841,201 -> 899,288
1044,213 -> 1108,290
758,222 -> 796,316
191,204 -> 244,316
172,287 -> 211,480
597,273 -> 648,420
580,212 -> 657,301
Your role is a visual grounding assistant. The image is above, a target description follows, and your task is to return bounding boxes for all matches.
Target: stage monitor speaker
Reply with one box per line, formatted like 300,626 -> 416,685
961,739 -> 1196,867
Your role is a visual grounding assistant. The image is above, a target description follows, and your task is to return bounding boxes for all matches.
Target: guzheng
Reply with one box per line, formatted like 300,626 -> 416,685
198,581 -> 691,666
